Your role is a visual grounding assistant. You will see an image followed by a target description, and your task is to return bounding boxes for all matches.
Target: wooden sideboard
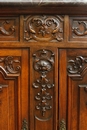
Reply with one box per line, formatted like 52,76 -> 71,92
0,1 -> 87,130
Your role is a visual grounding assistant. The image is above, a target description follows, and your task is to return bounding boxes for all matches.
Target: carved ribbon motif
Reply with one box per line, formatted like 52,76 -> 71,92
0,20 -> 15,36
22,119 -> 28,130
33,49 -> 54,117
59,119 -> 66,130
72,21 -> 87,36
0,56 -> 21,74
24,15 -> 63,42
67,56 -> 87,79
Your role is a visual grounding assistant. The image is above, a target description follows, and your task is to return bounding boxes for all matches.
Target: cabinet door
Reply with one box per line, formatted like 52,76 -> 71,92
30,47 -> 58,130
0,49 -> 29,130
59,49 -> 87,130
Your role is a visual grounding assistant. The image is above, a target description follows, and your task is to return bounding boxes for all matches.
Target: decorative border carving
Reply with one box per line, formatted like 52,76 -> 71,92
67,56 -> 87,79
24,15 -> 63,42
33,49 -> 54,118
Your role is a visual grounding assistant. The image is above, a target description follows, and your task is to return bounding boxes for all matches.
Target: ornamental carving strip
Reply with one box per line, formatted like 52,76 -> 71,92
33,49 -> 54,119
0,56 -> 21,75
72,21 -> 87,36
24,15 -> 63,42
67,56 -> 87,79
0,20 -> 15,36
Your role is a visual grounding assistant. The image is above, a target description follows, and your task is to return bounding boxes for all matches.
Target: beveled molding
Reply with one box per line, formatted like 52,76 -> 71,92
24,15 -> 64,42
69,17 -> 87,41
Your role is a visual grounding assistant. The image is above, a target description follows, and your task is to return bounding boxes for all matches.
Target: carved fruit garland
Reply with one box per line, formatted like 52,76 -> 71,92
33,49 -> 54,117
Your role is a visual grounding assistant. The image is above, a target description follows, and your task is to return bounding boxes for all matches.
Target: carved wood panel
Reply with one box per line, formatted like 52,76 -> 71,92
30,47 -> 58,130
69,17 -> 87,41
24,15 -> 64,42
59,49 -> 87,130
0,17 -> 19,41
0,49 -> 29,130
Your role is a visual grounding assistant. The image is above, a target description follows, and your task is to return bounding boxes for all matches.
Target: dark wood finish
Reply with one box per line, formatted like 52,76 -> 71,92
0,1 -> 87,130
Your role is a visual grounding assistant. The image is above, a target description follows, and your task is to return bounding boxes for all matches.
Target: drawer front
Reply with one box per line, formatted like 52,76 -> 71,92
69,17 -> 87,41
0,17 -> 19,41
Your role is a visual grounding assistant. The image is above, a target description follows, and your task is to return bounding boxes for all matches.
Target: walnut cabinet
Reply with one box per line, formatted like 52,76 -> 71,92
0,2 -> 87,130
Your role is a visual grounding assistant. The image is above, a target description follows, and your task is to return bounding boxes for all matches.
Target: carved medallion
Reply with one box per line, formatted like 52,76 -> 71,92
67,56 -> 87,79
33,49 -> 54,119
24,15 -> 63,42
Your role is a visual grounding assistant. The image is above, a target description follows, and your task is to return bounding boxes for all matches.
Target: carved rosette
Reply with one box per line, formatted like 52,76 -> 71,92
67,56 -> 87,79
0,56 -> 21,75
24,15 -> 63,42
33,49 -> 54,119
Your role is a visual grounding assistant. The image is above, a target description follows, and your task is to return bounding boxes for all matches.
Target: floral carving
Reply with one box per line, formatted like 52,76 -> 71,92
24,15 -> 63,42
72,21 -> 87,36
67,56 -> 87,79
0,20 -> 15,36
33,49 -> 54,117
0,56 -> 21,74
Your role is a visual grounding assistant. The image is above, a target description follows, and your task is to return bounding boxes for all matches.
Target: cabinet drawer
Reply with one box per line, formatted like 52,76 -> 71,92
0,17 -> 19,41
69,17 -> 87,41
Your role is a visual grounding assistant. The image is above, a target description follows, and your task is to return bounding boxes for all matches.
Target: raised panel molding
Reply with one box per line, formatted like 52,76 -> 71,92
32,49 -> 55,120
24,15 -> 64,42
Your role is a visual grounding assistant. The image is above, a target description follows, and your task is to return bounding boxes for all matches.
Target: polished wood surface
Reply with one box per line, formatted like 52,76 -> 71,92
0,1 -> 87,130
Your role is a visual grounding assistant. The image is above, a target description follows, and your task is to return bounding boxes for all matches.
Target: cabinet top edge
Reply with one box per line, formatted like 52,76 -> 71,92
0,0 -> 87,7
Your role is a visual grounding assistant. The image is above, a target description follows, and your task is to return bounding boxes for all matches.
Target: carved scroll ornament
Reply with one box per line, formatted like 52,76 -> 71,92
67,56 -> 87,79
0,20 -> 15,36
33,49 -> 54,118
0,56 -> 21,75
72,21 -> 87,36
24,15 -> 63,42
